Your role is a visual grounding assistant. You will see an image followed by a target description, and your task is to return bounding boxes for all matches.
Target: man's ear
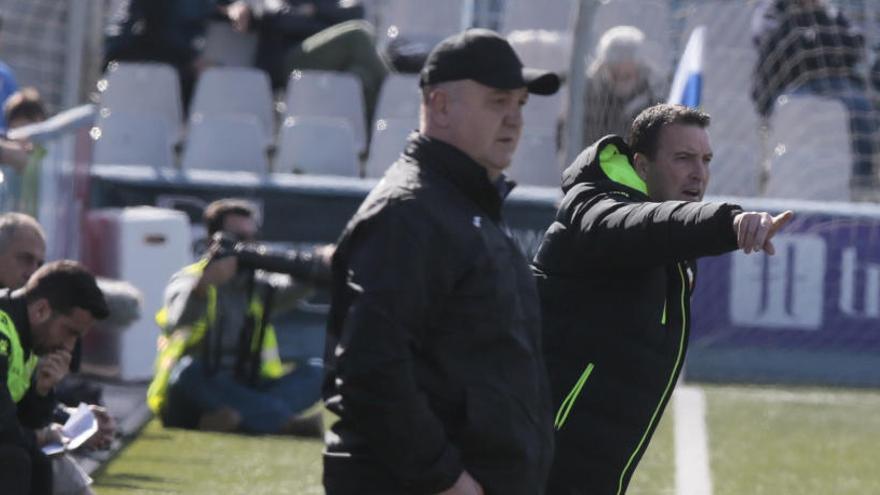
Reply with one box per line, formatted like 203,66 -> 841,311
633,152 -> 649,181
427,88 -> 452,128
27,298 -> 51,326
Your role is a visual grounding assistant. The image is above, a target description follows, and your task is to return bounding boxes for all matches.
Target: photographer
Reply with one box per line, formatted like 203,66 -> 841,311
146,198 -> 332,436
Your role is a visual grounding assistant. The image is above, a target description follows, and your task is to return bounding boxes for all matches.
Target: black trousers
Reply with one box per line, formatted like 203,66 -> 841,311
0,443 -> 52,495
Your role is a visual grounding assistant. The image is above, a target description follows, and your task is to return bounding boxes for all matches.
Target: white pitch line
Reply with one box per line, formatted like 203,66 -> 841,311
674,385 -> 713,495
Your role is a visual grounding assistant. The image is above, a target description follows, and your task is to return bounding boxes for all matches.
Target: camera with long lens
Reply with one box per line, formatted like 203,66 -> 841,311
209,232 -> 331,285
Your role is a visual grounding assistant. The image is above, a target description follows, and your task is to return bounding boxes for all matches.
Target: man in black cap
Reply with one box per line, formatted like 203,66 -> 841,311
322,29 -> 560,495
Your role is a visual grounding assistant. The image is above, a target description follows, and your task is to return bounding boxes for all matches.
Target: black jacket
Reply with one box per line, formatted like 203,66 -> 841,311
323,133 -> 554,495
532,136 -> 741,494
0,291 -> 54,451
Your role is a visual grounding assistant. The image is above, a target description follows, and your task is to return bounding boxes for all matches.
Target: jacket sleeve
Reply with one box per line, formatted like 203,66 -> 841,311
16,383 -> 55,430
567,187 -> 741,270
162,268 -> 208,331
331,202 -> 463,493
0,333 -> 35,450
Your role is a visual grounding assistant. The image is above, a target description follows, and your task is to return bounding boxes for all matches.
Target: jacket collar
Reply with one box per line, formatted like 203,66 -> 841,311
404,132 -> 515,222
560,134 -> 649,198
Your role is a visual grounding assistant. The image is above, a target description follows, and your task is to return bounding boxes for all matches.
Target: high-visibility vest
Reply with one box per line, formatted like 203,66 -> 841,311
146,260 -> 287,414
0,309 -> 38,403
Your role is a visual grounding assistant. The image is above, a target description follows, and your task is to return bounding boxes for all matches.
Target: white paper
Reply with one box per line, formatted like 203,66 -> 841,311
41,403 -> 98,456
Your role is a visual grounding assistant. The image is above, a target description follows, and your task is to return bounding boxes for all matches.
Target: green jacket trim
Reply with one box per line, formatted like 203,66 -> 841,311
616,263 -> 688,495
599,143 -> 648,195
554,362 -> 595,430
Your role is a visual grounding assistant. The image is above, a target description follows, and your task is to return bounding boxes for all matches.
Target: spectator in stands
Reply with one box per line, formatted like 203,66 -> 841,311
4,88 -> 47,131
222,0 -> 391,126
322,29 -> 560,495
104,0 -> 222,108
0,260 -> 109,495
580,26 -> 663,147
0,214 -> 117,495
751,0 -> 877,185
148,198 -> 332,436
0,14 -> 20,132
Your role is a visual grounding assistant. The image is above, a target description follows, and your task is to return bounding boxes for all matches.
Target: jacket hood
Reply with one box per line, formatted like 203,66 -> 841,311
560,134 -> 648,196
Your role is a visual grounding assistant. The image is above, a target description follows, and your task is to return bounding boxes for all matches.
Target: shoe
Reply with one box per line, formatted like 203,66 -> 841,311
197,407 -> 241,432
281,412 -> 324,438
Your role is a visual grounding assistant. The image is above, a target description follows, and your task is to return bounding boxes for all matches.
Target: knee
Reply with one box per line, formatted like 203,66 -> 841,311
335,20 -> 377,44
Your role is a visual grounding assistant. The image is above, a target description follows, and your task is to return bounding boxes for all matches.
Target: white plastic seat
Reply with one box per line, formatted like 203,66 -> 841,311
508,30 -> 572,74
366,118 -> 415,178
284,70 -> 368,153
96,62 -> 183,145
202,21 -> 259,67
181,115 -> 269,174
703,89 -> 763,197
502,0 -> 574,33
765,96 -> 852,200
524,90 -> 564,131
507,127 -> 561,188
91,112 -> 174,168
189,67 -> 275,138
374,73 -> 421,122
380,0 -> 467,42
275,117 -> 360,177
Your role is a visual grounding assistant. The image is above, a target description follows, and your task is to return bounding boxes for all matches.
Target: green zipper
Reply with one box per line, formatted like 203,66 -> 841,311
554,362 -> 595,430
616,263 -> 688,495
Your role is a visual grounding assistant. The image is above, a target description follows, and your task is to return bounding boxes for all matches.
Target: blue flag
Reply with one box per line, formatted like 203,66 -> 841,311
668,26 -> 705,108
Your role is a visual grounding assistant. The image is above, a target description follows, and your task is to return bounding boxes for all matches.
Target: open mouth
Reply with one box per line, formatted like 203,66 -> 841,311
681,189 -> 701,200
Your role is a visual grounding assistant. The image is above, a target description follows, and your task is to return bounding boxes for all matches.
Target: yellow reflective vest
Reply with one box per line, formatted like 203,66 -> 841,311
0,309 -> 38,403
146,260 -> 287,414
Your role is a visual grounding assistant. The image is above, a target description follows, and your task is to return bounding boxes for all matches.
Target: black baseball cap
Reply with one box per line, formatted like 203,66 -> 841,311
419,28 -> 561,95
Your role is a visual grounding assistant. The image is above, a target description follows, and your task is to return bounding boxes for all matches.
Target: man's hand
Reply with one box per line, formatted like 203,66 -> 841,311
437,471 -> 484,495
223,1 -> 252,32
35,423 -> 64,447
0,138 -> 33,171
195,246 -> 238,296
733,210 -> 793,255
34,350 -> 72,396
84,405 -> 115,450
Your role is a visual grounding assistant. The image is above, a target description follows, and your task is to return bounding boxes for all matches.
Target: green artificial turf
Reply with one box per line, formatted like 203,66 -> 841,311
93,385 -> 880,494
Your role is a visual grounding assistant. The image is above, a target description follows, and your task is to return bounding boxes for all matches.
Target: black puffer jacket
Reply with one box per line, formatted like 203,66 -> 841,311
532,135 -> 741,494
323,133 -> 554,495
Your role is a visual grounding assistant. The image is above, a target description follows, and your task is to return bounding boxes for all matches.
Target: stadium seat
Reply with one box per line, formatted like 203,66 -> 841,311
284,70 -> 368,153
765,95 -> 852,201
508,30 -> 572,74
507,127 -> 561,188
365,118 -> 414,178
181,115 -> 269,174
704,139 -> 762,198
202,21 -> 259,67
275,117 -> 360,177
96,62 -> 183,145
374,73 -> 421,123
379,0 -> 468,45
502,0 -> 574,33
524,88 -> 565,131
92,112 -> 174,169
188,67 -> 275,139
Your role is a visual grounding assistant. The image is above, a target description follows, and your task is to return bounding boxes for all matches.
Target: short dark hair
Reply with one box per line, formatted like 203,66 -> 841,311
629,104 -> 711,159
203,198 -> 256,236
4,87 -> 47,128
24,260 -> 109,320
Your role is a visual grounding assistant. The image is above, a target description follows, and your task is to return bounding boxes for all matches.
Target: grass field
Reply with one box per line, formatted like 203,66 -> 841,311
92,384 -> 880,494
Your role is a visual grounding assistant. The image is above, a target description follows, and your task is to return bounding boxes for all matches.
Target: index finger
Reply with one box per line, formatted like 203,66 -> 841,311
768,210 -> 794,236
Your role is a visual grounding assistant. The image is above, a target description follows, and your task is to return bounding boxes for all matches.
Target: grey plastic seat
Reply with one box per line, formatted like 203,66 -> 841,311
284,70 -> 368,153
92,112 -> 174,168
507,127 -> 561,188
202,21 -> 259,67
96,62 -> 183,145
765,95 -> 852,201
366,118 -> 414,178
275,117 -> 360,177
181,115 -> 269,174
189,67 -> 275,139
374,73 -> 421,122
